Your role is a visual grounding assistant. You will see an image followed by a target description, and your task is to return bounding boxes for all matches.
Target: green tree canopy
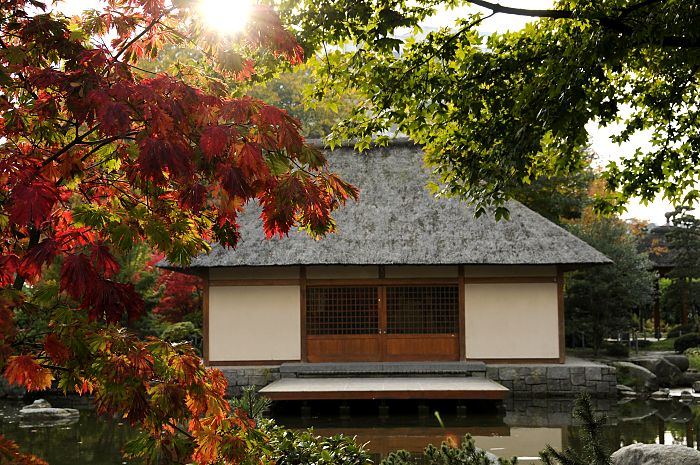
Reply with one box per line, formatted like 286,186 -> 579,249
281,0 -> 700,216
565,214 -> 655,353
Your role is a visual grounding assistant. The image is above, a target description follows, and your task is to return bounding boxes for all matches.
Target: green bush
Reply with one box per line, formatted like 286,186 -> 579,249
668,323 -> 697,338
380,435 -> 515,465
160,321 -> 201,343
265,423 -> 371,465
674,333 -> 700,353
603,342 -> 629,357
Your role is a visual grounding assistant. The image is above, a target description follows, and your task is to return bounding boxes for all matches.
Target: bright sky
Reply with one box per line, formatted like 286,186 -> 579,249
54,0 -> 681,224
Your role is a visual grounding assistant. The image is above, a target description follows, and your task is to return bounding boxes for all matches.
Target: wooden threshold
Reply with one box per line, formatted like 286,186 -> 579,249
259,377 -> 508,401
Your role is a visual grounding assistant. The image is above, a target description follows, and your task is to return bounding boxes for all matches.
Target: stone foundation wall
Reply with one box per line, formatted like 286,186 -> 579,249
217,361 -> 618,398
218,366 -> 281,396
486,363 -> 617,397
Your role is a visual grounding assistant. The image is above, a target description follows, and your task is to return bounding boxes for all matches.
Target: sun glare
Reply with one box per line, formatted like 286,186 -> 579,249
198,0 -> 253,36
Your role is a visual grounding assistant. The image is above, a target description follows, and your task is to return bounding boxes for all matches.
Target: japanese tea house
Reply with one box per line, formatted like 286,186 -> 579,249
176,140 -> 611,400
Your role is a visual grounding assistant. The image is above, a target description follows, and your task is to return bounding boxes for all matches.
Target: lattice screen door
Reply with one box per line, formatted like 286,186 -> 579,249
305,285 -> 460,362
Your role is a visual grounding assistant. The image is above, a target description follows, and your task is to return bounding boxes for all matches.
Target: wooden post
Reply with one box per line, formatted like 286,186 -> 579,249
653,279 -> 661,339
458,265 -> 466,360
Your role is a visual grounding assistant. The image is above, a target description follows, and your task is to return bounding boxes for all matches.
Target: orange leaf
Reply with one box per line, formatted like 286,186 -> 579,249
3,355 -> 53,392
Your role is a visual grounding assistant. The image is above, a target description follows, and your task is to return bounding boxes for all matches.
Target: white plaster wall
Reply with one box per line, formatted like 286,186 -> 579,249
209,267 -> 300,281
463,265 -> 556,278
465,283 -> 559,359
208,286 -> 301,361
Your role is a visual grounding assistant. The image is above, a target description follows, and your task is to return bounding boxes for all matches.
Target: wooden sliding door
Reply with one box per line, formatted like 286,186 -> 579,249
384,285 -> 459,361
305,284 -> 459,362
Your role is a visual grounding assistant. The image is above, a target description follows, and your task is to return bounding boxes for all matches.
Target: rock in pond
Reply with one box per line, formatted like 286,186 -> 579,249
19,399 -> 79,426
617,384 -> 637,397
612,443 -> 700,465
664,354 -> 690,372
650,388 -> 670,400
613,361 -> 659,392
652,358 -> 684,387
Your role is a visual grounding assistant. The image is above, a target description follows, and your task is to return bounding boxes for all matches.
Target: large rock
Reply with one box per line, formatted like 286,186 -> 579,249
612,443 -> 700,465
19,399 -> 80,426
678,371 -> 700,387
652,358 -> 684,387
629,358 -> 658,372
664,355 -> 690,372
613,362 -> 659,392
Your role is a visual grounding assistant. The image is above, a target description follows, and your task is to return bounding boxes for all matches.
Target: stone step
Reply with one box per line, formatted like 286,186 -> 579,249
260,376 -> 507,401
279,361 -> 487,378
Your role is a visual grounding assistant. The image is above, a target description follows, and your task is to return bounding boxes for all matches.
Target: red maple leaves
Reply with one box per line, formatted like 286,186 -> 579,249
4,355 -> 53,392
0,0 -> 358,463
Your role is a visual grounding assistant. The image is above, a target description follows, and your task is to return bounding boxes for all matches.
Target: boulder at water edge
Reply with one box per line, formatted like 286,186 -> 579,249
652,358 -> 684,387
612,444 -> 700,465
19,399 -> 79,426
612,362 -> 659,392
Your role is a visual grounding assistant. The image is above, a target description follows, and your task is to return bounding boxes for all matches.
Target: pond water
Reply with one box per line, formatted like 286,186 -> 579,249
2,396 -> 700,464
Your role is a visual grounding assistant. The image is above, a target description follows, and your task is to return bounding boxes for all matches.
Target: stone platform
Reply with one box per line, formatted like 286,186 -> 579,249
259,376 -> 508,401
216,358 -> 617,398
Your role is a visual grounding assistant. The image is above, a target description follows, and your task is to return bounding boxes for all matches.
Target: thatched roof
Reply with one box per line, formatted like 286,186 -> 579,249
186,140 -> 610,268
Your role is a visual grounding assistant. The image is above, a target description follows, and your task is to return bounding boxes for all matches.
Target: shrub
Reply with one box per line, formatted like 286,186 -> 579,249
668,323 -> 697,338
160,321 -> 200,343
380,434 -> 515,465
674,333 -> 700,353
230,386 -> 271,420
265,423 -> 371,465
603,342 -> 629,357
636,339 -> 653,349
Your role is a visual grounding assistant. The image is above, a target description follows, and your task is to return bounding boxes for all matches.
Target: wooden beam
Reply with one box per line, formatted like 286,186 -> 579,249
209,279 -> 300,286
458,265 -> 466,360
557,268 -> 565,363
465,276 -> 557,284
306,278 -> 459,286
207,360 -> 299,367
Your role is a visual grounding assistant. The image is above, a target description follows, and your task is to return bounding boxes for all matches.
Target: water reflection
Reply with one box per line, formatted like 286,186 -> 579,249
272,397 -> 700,463
0,398 -> 136,465
1,397 -> 700,464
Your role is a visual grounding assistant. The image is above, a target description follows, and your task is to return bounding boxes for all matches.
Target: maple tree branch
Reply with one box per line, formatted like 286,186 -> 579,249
468,0 -> 571,18
169,421 -> 195,440
468,0 -> 698,48
617,0 -> 667,18
113,11 -> 168,61
13,227 -> 40,290
0,37 -> 39,101
41,364 -> 70,372
41,126 -> 100,168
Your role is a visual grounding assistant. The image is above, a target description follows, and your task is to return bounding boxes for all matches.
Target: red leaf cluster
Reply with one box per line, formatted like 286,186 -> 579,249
3,355 -> 53,392
0,1 -> 357,463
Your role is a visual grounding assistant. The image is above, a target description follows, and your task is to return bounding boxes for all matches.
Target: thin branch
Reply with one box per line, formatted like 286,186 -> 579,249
168,421 -> 195,440
468,0 -> 572,19
468,0 -> 699,48
40,364 -> 71,372
618,0 -> 667,19
41,126 -> 100,167
113,12 -> 166,61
